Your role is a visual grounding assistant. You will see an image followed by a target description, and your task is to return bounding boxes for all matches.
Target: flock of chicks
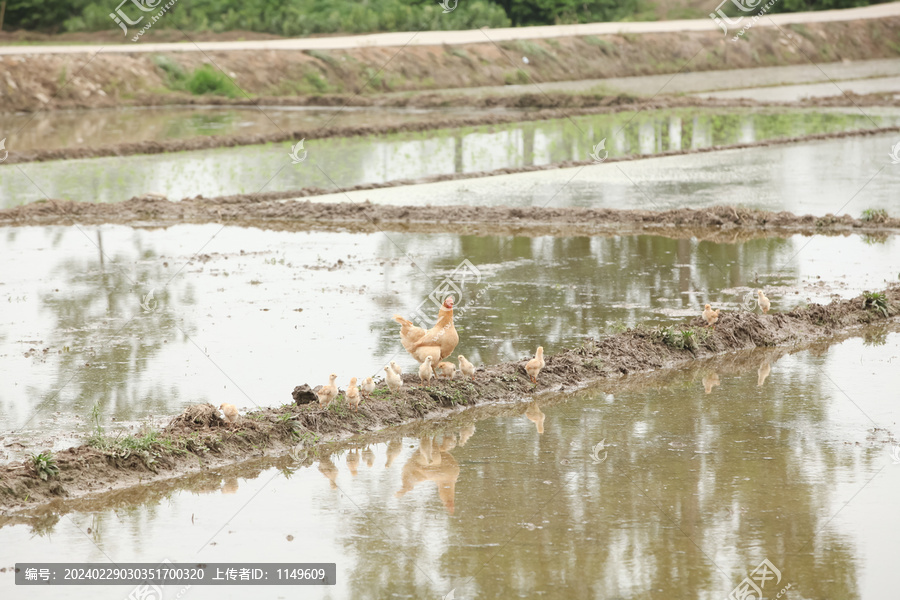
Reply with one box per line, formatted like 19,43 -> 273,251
218,290 -> 771,422
312,295 -> 547,411
702,290 -> 770,327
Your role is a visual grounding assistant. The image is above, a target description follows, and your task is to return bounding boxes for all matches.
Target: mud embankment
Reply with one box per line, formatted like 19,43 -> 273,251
1,286 -> 897,513
1,16 -> 899,113
3,198 -> 899,243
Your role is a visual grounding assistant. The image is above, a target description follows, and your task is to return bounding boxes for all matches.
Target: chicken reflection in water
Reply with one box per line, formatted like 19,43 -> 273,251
458,423 -> 475,446
362,445 -> 375,468
221,478 -> 239,495
396,435 -> 460,515
702,372 -> 720,394
525,401 -> 545,435
385,438 -> 403,468
346,448 -> 360,477
318,456 -> 339,489
758,360 -> 771,386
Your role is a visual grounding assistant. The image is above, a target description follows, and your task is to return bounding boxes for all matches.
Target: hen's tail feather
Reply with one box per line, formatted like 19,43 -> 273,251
393,314 -> 413,327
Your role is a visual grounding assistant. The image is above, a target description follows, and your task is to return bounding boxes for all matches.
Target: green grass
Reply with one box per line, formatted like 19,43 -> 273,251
184,65 -> 244,98
583,36 -> 615,53
863,291 -> 889,318
305,49 -> 342,68
30,452 -> 59,481
861,208 -> 889,223
658,326 -> 709,351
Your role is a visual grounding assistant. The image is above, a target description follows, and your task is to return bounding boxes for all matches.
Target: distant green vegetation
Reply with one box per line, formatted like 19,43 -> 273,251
3,0 -> 888,35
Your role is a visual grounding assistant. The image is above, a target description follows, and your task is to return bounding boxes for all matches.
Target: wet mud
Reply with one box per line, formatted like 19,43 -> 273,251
2,197 -> 898,243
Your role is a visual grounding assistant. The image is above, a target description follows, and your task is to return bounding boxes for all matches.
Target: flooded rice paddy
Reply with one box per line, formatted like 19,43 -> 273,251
1,224 -> 897,462
2,332 -> 898,599
3,107 -> 899,209
0,105 -> 510,152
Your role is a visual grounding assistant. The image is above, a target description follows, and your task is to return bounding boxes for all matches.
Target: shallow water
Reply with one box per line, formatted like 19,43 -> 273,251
1,224 -> 897,459
2,333 -> 898,599
3,107 -> 898,209
0,105 -> 510,152
315,130 -> 900,217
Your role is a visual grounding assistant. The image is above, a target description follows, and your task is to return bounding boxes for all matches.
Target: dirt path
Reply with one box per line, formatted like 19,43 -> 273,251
1,285 -> 897,514
2,3 -> 898,55
2,15 -> 899,114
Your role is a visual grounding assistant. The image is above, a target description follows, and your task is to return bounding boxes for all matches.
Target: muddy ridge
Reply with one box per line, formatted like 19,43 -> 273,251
3,196 -> 899,242
1,286 -> 898,513
4,95 -> 900,164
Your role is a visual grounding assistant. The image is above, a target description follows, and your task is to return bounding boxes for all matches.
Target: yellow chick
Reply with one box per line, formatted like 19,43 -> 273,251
361,376 -> 375,398
458,355 -> 476,381
384,365 -> 403,393
419,356 -> 435,383
316,373 -> 338,408
525,346 -> 545,384
390,361 -> 403,375
346,377 -> 360,412
436,361 -> 455,379
757,290 -> 771,314
219,402 -> 239,426
702,304 -> 720,328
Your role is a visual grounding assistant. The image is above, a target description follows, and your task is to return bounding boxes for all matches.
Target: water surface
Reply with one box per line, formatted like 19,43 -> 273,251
2,333 -> 898,599
1,224 -> 897,459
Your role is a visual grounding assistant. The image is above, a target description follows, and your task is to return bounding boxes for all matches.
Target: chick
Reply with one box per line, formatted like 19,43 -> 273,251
384,365 -> 403,393
346,377 -> 361,412
436,361 -> 455,379
458,355 -> 476,381
525,346 -> 545,384
219,403 -> 239,427
316,373 -> 339,408
361,376 -> 375,398
390,361 -> 403,376
702,304 -> 720,328
419,356 -> 435,384
757,290 -> 771,314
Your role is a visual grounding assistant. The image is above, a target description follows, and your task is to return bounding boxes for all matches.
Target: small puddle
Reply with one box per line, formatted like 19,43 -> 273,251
1,224 -> 897,458
2,333 -> 898,598
3,107 -> 898,209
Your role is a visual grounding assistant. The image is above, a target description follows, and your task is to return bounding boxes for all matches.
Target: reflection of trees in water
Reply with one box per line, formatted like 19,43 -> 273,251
34,229 -> 198,426
369,233 -> 794,365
